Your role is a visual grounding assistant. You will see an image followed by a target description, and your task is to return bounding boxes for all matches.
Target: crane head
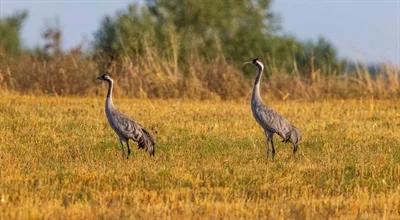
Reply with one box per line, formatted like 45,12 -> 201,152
243,58 -> 261,65
251,58 -> 260,64
96,73 -> 112,82
243,58 -> 264,70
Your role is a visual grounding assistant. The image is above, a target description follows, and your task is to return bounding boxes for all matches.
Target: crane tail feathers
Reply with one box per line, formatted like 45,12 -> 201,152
289,127 -> 301,145
138,128 -> 156,156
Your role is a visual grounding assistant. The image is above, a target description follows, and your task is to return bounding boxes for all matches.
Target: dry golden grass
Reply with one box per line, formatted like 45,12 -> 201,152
1,51 -> 399,100
0,94 -> 400,219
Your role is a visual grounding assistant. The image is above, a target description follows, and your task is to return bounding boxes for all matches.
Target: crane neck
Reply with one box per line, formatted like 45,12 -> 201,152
252,62 -> 264,103
105,79 -> 114,107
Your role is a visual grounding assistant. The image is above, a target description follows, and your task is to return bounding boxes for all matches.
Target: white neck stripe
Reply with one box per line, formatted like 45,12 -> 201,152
255,60 -> 264,70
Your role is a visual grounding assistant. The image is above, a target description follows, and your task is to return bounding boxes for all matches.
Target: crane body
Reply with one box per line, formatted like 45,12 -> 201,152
97,73 -> 155,158
248,58 -> 301,159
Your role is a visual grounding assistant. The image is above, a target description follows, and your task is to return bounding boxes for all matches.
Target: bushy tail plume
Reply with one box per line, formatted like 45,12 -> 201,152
289,127 -> 301,145
138,128 -> 156,156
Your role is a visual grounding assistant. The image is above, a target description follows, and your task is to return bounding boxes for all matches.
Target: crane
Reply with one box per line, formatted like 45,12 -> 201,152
246,58 -> 301,159
97,73 -> 155,158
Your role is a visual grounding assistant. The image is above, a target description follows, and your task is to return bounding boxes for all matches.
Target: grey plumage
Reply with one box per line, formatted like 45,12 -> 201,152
247,58 -> 301,159
97,73 -> 155,158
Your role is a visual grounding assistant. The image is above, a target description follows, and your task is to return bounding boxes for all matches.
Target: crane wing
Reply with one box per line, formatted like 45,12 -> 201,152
112,109 -> 156,155
256,105 -> 293,140
110,110 -> 145,141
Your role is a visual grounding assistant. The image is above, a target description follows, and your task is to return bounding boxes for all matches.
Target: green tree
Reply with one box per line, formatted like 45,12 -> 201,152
147,0 -> 278,60
0,11 -> 28,55
294,37 -> 344,75
94,0 -> 277,60
93,0 -> 343,74
94,4 -> 158,56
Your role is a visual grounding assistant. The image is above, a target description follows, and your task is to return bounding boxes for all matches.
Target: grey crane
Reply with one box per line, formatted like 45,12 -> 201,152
97,73 -> 155,158
246,58 -> 301,159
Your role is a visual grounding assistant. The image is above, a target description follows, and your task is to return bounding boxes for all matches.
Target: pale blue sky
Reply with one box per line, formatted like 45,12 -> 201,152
1,0 -> 399,65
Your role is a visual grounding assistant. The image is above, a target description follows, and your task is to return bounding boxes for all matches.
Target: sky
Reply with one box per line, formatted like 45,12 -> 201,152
0,0 -> 399,65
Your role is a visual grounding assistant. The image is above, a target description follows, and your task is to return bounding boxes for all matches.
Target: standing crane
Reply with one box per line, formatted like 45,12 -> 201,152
97,73 -> 155,158
245,58 -> 301,159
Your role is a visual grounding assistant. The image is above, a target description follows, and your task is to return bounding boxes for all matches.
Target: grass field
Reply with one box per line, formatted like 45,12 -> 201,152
0,94 -> 399,219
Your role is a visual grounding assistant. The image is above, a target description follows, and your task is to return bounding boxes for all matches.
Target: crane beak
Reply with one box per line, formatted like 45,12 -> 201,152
96,76 -> 102,81
242,61 -> 252,67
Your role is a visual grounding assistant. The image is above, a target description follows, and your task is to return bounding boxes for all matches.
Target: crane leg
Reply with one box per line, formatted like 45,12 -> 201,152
265,132 -> 274,160
265,136 -> 270,159
119,139 -> 126,159
127,141 -> 132,158
270,137 -> 276,160
293,143 -> 298,154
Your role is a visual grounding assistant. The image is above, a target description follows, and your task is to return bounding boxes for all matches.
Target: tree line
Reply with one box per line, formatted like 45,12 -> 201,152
1,0 -> 345,75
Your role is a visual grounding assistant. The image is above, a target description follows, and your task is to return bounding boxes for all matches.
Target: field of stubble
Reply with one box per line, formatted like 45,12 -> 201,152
0,95 -> 399,219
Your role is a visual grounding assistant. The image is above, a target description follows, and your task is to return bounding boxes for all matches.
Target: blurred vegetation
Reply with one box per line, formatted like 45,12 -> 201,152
0,2 -> 398,99
0,11 -> 27,56
93,0 -> 344,74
